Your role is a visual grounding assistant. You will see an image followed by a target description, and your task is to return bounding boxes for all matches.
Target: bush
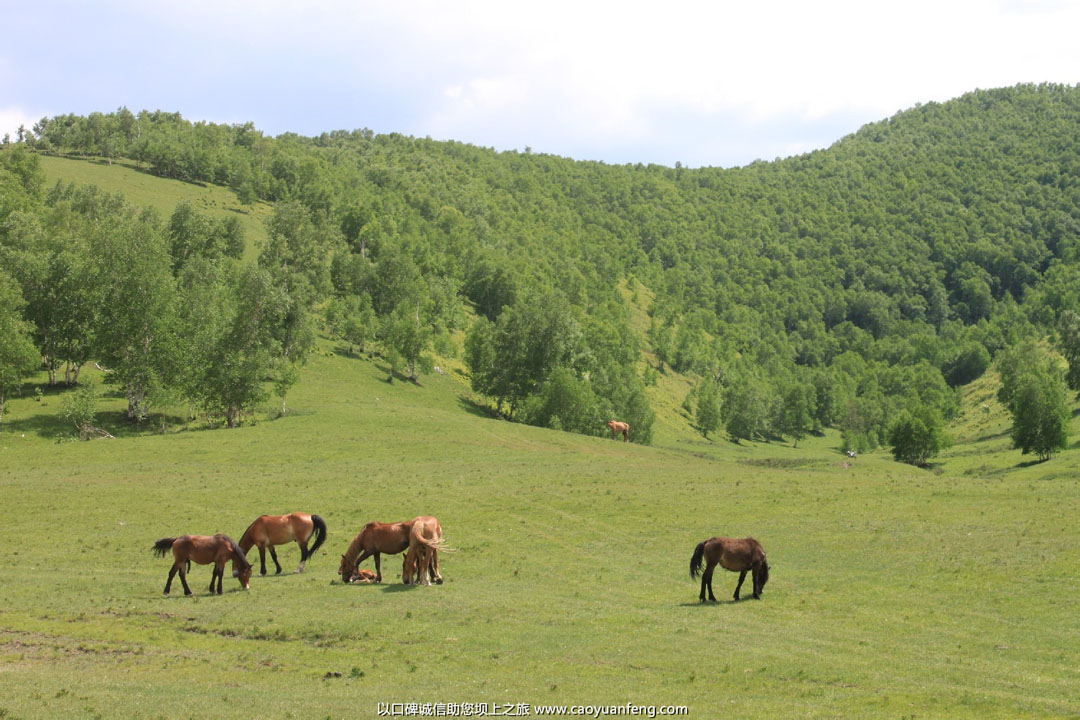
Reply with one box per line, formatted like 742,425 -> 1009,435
888,407 -> 949,466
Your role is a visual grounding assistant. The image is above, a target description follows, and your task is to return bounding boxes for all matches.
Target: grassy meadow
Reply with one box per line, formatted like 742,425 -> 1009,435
0,157 -> 1078,718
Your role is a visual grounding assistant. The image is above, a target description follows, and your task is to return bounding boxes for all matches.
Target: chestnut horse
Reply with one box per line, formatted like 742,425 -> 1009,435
339,517 -> 443,584
153,534 -> 252,596
606,420 -> 630,442
402,516 -> 445,586
239,512 -> 327,575
339,519 -> 413,583
689,536 -> 769,602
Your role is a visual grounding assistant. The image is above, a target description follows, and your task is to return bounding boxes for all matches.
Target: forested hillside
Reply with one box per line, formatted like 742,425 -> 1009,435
3,83 -> 1080,453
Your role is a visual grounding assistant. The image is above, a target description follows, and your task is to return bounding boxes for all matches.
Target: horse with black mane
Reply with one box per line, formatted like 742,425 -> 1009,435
689,536 -> 769,602
238,512 -> 327,575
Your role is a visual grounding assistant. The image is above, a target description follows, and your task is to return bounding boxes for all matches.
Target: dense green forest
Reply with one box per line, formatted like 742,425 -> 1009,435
2,83 -> 1080,455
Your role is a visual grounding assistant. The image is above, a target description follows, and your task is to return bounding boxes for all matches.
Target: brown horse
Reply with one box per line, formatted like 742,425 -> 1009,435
606,420 -> 630,442
339,519 -> 413,583
348,568 -> 379,583
238,512 -> 327,575
689,537 -> 769,602
153,534 -> 252,596
401,516 -> 445,586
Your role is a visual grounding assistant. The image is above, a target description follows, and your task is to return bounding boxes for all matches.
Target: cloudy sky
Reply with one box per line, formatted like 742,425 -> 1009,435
1,0 -> 1078,168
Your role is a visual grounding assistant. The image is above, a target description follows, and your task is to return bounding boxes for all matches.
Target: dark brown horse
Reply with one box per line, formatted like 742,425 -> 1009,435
606,420 -> 630,441
238,512 -> 327,575
401,516 -> 445,586
153,534 -> 252,596
339,519 -> 413,583
690,537 -> 769,602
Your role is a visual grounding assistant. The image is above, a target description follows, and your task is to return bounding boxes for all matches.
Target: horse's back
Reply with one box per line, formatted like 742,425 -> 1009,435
707,536 -> 765,570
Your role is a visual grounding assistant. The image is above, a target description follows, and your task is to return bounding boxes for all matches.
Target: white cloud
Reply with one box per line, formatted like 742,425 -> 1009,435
0,107 -> 43,140
4,0 -> 1079,165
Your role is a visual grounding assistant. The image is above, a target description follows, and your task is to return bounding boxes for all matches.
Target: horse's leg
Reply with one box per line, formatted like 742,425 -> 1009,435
176,562 -> 192,596
706,565 -> 718,602
295,540 -> 309,573
419,547 -> 432,586
374,552 -> 382,583
257,545 -> 268,576
733,569 -> 747,601
430,549 -> 442,584
209,566 -> 218,594
269,545 -> 282,574
164,565 -> 178,596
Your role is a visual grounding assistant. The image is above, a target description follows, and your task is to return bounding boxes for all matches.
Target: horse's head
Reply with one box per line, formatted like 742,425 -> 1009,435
338,554 -> 353,583
401,549 -> 418,585
232,558 -> 252,590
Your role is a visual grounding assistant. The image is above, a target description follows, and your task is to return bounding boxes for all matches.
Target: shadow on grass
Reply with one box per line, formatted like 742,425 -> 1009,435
380,583 -> 420,593
373,363 -> 422,387
457,395 -> 499,420
3,411 -> 70,439
676,598 -> 750,607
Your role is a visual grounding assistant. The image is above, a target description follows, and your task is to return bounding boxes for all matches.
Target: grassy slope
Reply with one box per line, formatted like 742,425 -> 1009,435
37,155 -> 272,261
0,159 -> 1077,718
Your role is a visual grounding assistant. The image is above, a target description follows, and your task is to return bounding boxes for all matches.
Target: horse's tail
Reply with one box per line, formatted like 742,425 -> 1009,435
304,514 -> 328,560
152,538 -> 176,558
689,541 -> 706,580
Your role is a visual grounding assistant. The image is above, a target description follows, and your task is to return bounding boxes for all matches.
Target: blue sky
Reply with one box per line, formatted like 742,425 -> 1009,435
2,0 -> 1078,168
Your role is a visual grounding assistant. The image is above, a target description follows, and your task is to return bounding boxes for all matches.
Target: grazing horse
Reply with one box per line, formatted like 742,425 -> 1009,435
153,534 -> 252,596
606,420 -> 630,442
689,536 -> 769,602
238,512 -> 327,575
401,516 -> 445,586
339,520 -> 414,583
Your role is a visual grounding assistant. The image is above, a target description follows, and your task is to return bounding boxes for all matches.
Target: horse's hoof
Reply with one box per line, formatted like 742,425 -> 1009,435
435,578 -> 443,585
163,592 -> 170,597
260,571 -> 267,577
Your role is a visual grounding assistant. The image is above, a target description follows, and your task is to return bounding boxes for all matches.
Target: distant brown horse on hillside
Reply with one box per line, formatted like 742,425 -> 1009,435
689,536 -> 769,602
606,420 -> 630,441
238,512 -> 327,575
153,534 -> 252,596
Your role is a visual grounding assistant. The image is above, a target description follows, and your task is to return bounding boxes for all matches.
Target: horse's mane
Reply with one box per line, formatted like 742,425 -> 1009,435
225,535 -> 252,569
342,528 -> 368,567
238,516 -> 264,549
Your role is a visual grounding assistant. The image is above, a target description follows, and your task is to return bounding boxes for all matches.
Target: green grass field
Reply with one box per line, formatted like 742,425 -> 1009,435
1,158 -> 1078,718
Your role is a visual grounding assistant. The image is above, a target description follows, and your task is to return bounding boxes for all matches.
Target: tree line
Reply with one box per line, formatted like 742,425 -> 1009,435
4,83 -> 1080,456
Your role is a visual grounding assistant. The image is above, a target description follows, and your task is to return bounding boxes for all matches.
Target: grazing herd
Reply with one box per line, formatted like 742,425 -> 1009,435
151,422 -> 768,602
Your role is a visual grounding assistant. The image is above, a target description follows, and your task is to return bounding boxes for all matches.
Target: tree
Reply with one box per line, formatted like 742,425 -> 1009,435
1006,361 -> 1070,461
1057,310 -> 1080,394
380,302 -> 433,382
92,205 -> 178,421
58,382 -> 114,440
182,264 -> 282,428
779,382 -> 815,447
888,406 -> 949,466
0,272 -> 39,427
326,294 -> 376,356
695,380 -> 721,439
